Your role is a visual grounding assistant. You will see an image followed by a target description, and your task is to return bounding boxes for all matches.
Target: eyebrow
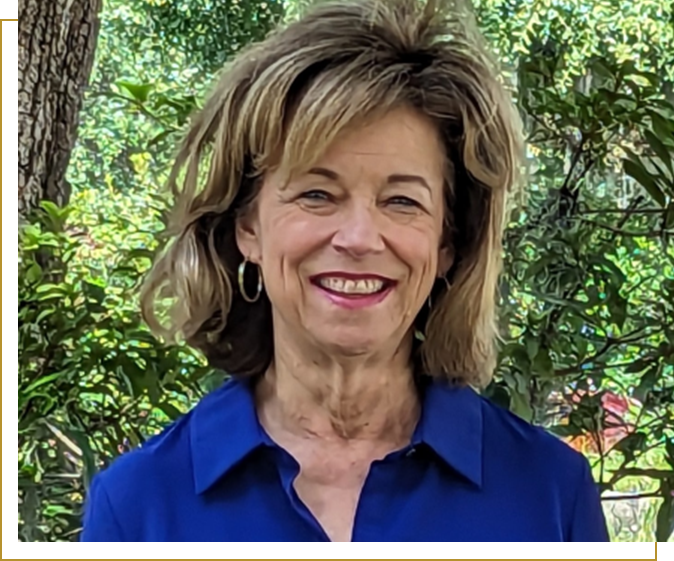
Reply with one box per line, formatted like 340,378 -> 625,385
308,168 -> 431,192
387,174 -> 431,192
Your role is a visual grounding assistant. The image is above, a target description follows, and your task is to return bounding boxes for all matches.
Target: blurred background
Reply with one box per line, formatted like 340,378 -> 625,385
17,0 -> 674,542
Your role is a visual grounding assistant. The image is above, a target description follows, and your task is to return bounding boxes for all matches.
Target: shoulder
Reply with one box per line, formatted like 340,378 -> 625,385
476,392 -> 595,530
92,409 -> 193,504
81,410 -> 194,541
93,378 -> 245,494
477,391 -> 590,485
474,392 -> 608,540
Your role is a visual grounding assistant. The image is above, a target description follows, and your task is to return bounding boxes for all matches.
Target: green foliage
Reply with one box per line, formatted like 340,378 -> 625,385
18,196 -> 218,541
478,0 -> 674,541
19,0 -> 283,541
144,0 -> 285,74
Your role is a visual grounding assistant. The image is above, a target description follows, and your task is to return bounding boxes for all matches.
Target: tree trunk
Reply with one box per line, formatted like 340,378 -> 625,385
18,0 -> 102,216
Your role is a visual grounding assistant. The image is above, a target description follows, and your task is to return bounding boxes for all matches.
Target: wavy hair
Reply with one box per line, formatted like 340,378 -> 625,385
141,0 -> 523,387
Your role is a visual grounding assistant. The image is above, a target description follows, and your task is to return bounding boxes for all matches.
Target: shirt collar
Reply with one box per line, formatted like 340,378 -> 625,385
191,376 -> 483,494
414,377 -> 484,488
191,377 -> 268,495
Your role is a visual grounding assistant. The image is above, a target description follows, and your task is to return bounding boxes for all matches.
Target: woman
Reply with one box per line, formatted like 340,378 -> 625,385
82,0 -> 609,542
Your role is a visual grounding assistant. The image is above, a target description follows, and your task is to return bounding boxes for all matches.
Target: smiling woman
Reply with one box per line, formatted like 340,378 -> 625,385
237,106 -> 451,359
81,0 -> 609,542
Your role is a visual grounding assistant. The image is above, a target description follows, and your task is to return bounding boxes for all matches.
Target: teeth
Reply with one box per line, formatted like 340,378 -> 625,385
318,277 -> 384,294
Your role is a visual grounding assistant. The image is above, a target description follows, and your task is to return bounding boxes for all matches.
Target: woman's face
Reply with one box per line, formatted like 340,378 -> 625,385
237,106 -> 452,357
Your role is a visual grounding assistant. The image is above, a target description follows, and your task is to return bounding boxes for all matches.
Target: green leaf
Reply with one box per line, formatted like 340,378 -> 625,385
156,402 -> 183,420
68,429 -> 97,491
35,283 -> 66,294
528,291 -> 587,314
509,389 -> 533,422
612,432 -> 647,464
25,263 -> 42,283
22,372 -> 65,395
548,424 -> 583,438
623,158 -> 666,207
666,439 -> 674,470
666,203 -> 674,230
608,294 -> 628,330
482,382 -> 510,410
625,358 -> 651,374
39,201 -> 72,234
147,129 -> 176,148
649,111 -> 674,143
43,504 -> 73,517
587,255 -> 626,287
116,81 -> 154,103
590,59 -> 614,80
644,130 -> 673,175
656,491 -> 674,542
34,288 -> 68,303
633,365 -> 659,402
83,280 -> 106,304
525,335 -> 539,361
39,200 -> 61,219
533,347 -> 554,378
126,248 -> 156,261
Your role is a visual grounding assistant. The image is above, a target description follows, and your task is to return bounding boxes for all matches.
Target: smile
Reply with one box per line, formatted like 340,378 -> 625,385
317,277 -> 385,295
309,273 -> 396,309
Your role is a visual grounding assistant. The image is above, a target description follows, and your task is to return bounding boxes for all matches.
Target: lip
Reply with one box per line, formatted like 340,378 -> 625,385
309,271 -> 394,282
309,272 -> 396,310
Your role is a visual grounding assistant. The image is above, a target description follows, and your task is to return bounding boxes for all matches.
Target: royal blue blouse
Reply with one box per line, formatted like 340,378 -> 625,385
81,376 -> 609,541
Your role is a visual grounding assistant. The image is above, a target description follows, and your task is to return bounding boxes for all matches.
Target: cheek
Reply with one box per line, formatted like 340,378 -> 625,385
388,222 -> 440,282
263,209 -> 325,257
258,207 -> 325,294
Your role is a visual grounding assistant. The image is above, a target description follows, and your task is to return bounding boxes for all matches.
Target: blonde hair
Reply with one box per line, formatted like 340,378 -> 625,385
141,0 -> 524,387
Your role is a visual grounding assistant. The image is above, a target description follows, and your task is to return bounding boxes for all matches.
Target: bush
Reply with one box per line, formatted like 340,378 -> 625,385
17,197 -> 219,541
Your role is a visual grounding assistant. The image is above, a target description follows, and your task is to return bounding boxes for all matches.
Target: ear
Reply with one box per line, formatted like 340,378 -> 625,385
235,209 -> 262,264
437,244 -> 455,279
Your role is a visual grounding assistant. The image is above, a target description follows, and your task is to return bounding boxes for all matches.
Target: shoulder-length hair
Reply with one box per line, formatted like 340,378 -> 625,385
141,0 -> 523,388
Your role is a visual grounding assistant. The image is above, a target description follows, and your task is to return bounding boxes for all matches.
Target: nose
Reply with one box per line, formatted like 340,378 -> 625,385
331,202 -> 385,257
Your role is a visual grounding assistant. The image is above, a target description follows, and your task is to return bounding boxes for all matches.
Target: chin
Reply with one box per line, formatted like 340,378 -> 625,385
315,329 -> 384,357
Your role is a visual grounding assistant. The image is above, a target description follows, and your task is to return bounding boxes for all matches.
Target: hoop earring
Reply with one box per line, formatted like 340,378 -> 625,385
238,258 -> 263,303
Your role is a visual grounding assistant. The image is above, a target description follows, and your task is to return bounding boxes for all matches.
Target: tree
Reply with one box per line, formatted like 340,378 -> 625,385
18,0 -> 102,216
474,0 -> 674,541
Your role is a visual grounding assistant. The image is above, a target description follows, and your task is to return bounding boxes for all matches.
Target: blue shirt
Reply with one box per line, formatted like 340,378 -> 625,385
81,376 -> 609,541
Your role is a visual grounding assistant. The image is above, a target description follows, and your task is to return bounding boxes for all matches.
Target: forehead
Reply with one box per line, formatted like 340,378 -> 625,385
316,107 -> 446,175
270,105 -> 448,188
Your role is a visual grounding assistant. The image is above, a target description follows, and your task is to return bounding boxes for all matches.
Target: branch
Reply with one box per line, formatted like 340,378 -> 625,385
43,421 -> 81,457
577,208 -> 664,216
601,492 -> 661,501
611,468 -> 674,479
559,139 -> 585,198
580,219 -> 673,238
553,328 -> 660,377
92,90 -> 179,131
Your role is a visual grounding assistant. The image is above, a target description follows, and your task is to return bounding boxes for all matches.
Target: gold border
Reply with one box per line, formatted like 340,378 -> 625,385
0,19 -> 19,558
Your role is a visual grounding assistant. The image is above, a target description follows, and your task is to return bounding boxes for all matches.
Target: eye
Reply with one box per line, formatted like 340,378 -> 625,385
300,189 -> 332,202
387,196 -> 420,208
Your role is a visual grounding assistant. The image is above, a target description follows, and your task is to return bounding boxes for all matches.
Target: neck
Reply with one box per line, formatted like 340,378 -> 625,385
255,328 -> 420,445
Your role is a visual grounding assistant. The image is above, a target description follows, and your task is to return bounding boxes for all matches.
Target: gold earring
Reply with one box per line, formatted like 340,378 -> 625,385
238,258 -> 263,303
414,328 -> 426,342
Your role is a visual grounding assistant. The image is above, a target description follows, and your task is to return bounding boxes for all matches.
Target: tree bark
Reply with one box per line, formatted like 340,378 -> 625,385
18,0 -> 102,216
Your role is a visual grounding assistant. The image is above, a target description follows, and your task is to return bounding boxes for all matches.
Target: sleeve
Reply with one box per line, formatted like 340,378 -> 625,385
567,455 -> 610,542
80,474 -> 126,542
